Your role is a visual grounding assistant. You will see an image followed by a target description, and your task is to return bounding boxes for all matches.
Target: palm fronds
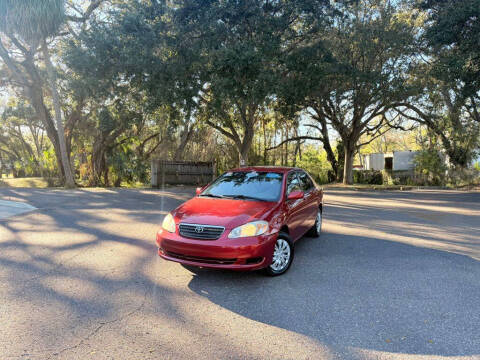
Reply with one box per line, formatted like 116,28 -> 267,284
0,0 -> 65,41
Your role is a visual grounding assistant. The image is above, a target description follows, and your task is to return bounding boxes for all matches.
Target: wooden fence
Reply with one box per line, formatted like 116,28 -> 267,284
151,160 -> 216,187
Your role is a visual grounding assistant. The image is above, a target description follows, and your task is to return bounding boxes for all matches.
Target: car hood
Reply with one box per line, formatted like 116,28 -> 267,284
172,197 -> 276,229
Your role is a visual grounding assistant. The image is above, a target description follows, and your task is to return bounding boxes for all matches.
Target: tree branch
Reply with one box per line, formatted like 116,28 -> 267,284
266,136 -> 322,151
0,39 -> 29,85
205,119 -> 239,144
66,0 -> 104,23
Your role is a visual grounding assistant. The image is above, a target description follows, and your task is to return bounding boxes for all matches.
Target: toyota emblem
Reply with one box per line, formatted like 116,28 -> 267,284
194,225 -> 204,233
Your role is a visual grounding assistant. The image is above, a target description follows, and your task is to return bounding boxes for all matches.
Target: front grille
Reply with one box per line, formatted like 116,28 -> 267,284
165,251 -> 236,265
179,223 -> 225,240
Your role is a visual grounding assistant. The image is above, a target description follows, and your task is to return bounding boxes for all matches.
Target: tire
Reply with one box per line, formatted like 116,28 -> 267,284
264,232 -> 294,276
306,208 -> 322,237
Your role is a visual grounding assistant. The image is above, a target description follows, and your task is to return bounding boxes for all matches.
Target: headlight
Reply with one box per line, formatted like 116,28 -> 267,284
228,220 -> 269,238
162,213 -> 176,233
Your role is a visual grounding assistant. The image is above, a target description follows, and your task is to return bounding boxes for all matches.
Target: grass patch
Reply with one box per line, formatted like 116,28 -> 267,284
0,177 -> 58,188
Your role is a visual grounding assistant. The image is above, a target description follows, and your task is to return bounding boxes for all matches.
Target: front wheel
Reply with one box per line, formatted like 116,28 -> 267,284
264,233 -> 294,276
306,209 -> 322,237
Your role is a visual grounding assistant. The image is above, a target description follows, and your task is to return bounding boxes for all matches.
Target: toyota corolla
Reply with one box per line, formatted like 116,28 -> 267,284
156,166 -> 323,275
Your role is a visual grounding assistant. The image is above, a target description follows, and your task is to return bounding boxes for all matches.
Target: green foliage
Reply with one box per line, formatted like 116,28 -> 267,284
171,0 -> 329,162
422,0 -> 480,91
413,149 -> 447,186
405,0 -> 480,169
295,145 -> 332,184
42,148 -> 58,177
98,108 -> 116,133
382,170 -> 420,186
353,170 -> 383,185
406,63 -> 480,168
0,99 -> 53,177
280,0 -> 420,184
108,143 -> 149,187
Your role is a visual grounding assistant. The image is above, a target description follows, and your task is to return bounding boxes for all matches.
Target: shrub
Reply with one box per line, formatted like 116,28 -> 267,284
353,170 -> 383,184
296,145 -> 333,185
413,149 -> 447,186
447,167 -> 480,187
387,170 -> 414,185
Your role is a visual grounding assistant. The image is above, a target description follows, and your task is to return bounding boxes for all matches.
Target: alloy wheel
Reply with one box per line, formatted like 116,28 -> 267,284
316,211 -> 322,234
270,238 -> 291,272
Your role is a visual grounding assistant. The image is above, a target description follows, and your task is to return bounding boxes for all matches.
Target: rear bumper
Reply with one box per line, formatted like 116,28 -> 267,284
156,229 -> 278,271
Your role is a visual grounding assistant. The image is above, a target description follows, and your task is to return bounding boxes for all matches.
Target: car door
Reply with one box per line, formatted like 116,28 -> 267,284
285,171 -> 309,241
297,170 -> 319,231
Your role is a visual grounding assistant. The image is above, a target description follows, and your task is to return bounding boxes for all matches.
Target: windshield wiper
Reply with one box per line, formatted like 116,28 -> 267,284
222,194 -> 267,201
199,193 -> 224,198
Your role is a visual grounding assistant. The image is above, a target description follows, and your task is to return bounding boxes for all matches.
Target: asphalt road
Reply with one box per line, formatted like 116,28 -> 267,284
0,187 -> 479,360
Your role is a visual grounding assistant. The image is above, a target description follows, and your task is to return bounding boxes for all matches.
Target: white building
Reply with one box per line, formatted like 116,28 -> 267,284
363,151 -> 417,171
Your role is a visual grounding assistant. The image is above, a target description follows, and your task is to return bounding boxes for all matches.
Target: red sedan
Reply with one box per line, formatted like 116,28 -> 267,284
156,166 -> 323,275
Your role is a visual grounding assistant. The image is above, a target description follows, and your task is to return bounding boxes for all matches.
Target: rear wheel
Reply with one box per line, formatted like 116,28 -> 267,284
306,209 -> 322,237
264,232 -> 294,276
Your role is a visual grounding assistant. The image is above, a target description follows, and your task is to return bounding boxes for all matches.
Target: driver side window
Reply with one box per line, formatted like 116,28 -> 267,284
286,172 -> 301,195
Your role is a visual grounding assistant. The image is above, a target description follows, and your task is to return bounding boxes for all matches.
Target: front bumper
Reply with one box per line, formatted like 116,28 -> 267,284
156,228 -> 278,271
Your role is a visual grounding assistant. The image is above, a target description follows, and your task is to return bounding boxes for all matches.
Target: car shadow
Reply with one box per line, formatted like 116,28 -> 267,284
185,229 -> 480,358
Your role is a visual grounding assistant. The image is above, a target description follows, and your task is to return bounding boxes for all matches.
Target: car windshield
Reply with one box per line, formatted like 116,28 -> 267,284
201,171 -> 284,202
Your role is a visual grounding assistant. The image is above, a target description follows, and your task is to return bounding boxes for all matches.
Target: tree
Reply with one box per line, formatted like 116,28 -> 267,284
0,0 -> 74,186
0,99 -> 48,176
394,0 -> 480,169
0,0 -> 103,186
394,67 -> 480,169
275,0 -> 418,183
421,0 -> 480,90
274,1 -> 340,177
299,0 -> 417,184
172,0 -> 330,166
64,0 -> 200,166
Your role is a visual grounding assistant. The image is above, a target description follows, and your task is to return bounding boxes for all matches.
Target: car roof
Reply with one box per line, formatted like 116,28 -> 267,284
228,166 -> 302,174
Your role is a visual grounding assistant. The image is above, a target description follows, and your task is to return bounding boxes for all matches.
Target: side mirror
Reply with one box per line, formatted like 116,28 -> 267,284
196,187 -> 202,196
287,190 -> 304,200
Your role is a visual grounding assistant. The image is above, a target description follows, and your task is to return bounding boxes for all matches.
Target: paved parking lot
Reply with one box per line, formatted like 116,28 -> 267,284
0,187 -> 479,360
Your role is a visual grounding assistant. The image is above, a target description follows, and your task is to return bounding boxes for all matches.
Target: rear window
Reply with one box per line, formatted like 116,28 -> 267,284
201,171 -> 284,202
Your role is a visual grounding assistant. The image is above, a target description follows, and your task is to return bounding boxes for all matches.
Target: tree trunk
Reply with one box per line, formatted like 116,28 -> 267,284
343,143 -> 355,185
262,118 -> 268,165
104,165 -> 109,187
27,84 -> 65,180
239,150 -> 248,167
174,124 -> 193,161
311,111 -> 340,180
325,141 -> 338,179
41,39 -> 75,188
272,122 -> 277,165
238,127 -> 254,167
90,139 -> 106,186
320,127 -> 338,179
